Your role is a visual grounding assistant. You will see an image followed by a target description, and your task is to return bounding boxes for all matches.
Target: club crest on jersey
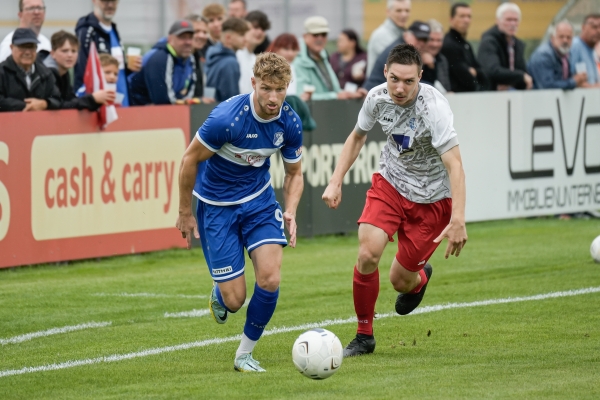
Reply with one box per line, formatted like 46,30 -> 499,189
409,117 -> 417,131
273,132 -> 284,146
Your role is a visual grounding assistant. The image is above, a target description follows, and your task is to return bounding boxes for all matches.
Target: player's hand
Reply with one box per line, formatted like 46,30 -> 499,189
283,211 -> 297,248
175,213 -> 199,250
322,183 -> 342,209
433,220 -> 467,258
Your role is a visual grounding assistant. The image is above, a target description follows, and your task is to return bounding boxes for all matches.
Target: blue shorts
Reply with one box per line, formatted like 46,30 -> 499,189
196,188 -> 287,282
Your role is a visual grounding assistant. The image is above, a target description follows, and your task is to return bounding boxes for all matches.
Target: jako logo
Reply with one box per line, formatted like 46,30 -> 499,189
383,117 -> 393,123
246,134 -> 258,139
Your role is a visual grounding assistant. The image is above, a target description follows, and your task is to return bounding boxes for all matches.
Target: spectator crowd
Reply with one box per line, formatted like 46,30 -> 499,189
1,0 -> 600,115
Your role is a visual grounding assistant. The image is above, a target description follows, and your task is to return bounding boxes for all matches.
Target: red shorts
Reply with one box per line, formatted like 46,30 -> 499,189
358,173 -> 452,272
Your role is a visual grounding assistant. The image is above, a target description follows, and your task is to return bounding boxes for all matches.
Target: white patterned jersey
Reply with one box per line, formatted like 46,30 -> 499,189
355,83 -> 459,203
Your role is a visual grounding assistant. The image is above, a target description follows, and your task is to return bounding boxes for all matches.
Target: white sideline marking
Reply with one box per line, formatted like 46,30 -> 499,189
0,322 -> 112,346
164,309 -> 211,318
1,287 -> 599,378
93,292 -> 207,299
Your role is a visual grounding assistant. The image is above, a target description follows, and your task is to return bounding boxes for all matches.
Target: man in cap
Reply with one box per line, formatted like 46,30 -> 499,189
128,20 -> 197,105
293,16 -> 362,100
0,28 -> 60,112
0,0 -> 52,63
362,20 -> 431,91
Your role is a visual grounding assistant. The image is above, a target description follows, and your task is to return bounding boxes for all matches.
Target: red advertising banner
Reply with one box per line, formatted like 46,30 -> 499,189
0,106 -> 190,268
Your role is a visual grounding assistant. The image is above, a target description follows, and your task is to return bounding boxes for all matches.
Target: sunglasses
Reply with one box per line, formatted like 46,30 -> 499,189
311,33 -> 327,38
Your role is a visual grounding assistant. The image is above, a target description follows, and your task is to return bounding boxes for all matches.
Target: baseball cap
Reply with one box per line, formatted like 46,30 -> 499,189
408,21 -> 430,40
12,28 -> 39,45
304,16 -> 329,35
168,20 -> 195,36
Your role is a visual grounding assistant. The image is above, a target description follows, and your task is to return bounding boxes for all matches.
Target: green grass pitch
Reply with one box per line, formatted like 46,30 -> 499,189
1,218 -> 599,399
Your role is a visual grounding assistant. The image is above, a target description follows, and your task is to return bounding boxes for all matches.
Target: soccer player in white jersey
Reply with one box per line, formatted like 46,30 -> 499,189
176,53 -> 304,372
322,44 -> 467,357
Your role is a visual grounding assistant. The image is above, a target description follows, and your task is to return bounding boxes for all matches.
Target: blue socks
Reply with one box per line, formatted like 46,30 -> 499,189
243,283 -> 279,341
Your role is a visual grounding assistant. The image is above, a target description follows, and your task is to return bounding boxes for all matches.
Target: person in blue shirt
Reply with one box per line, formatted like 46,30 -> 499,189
128,20 -> 197,105
74,0 -> 142,107
570,14 -> 600,87
205,18 -> 248,102
528,20 -> 588,90
176,53 -> 304,373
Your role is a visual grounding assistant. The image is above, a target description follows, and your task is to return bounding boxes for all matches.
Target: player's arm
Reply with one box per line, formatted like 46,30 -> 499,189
282,160 -> 304,248
322,130 -> 368,209
175,138 -> 215,249
434,145 -> 468,258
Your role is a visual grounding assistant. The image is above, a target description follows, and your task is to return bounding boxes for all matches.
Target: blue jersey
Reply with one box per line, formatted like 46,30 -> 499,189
193,93 -> 303,205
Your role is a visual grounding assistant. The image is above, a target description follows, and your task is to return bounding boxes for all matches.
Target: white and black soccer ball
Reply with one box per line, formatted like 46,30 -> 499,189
292,328 -> 343,380
591,235 -> 600,263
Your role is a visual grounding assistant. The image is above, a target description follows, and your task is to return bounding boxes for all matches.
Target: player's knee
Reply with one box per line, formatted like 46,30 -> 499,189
391,278 -> 414,293
256,275 -> 280,292
357,247 -> 381,273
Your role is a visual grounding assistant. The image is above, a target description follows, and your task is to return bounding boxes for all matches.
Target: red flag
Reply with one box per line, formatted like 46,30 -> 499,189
83,42 -> 118,129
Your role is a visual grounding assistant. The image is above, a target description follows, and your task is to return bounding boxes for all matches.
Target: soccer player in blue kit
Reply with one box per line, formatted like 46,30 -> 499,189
176,53 -> 304,372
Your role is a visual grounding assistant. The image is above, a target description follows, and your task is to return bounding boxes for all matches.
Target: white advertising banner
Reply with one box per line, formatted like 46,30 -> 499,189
447,89 -> 600,221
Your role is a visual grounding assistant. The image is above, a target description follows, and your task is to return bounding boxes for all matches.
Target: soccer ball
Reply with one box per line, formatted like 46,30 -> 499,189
292,328 -> 343,380
591,235 -> 600,263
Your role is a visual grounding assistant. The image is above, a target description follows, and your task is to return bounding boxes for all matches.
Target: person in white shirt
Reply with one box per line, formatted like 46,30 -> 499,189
237,21 -> 260,94
0,0 -> 51,63
323,43 -> 467,357
366,0 -> 411,76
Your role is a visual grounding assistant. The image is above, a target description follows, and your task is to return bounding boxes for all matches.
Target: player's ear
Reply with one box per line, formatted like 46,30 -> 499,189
251,76 -> 256,90
383,64 -> 388,79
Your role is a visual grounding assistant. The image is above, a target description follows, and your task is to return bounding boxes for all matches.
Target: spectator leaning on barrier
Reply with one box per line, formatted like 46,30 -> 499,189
362,20 -> 428,91
527,21 -> 588,90
0,28 -> 60,112
441,2 -> 487,92
423,19 -> 451,92
205,18 -> 249,102
366,0 -> 411,76
0,0 -> 51,63
478,2 -> 532,91
44,30 -> 113,110
128,20 -> 197,106
246,10 -> 272,55
293,16 -> 361,101
570,14 -> 600,86
228,0 -> 248,20
330,29 -> 368,90
75,0 -> 142,107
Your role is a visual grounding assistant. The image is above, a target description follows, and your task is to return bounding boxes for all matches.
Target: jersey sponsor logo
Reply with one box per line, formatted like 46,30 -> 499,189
392,134 -> 414,154
212,266 -> 233,275
246,134 -> 258,139
273,132 -> 284,146
234,153 -> 268,166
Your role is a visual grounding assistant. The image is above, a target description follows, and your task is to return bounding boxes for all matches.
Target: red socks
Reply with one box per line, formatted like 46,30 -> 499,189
353,266 -> 380,336
409,268 -> 428,294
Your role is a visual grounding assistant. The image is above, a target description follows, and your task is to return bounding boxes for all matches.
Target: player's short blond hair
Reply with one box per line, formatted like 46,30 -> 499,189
253,53 -> 292,86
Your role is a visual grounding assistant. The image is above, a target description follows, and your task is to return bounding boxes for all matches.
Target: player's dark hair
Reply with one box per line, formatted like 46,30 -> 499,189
246,10 -> 271,31
222,17 -> 250,35
386,43 -> 422,71
450,2 -> 470,18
